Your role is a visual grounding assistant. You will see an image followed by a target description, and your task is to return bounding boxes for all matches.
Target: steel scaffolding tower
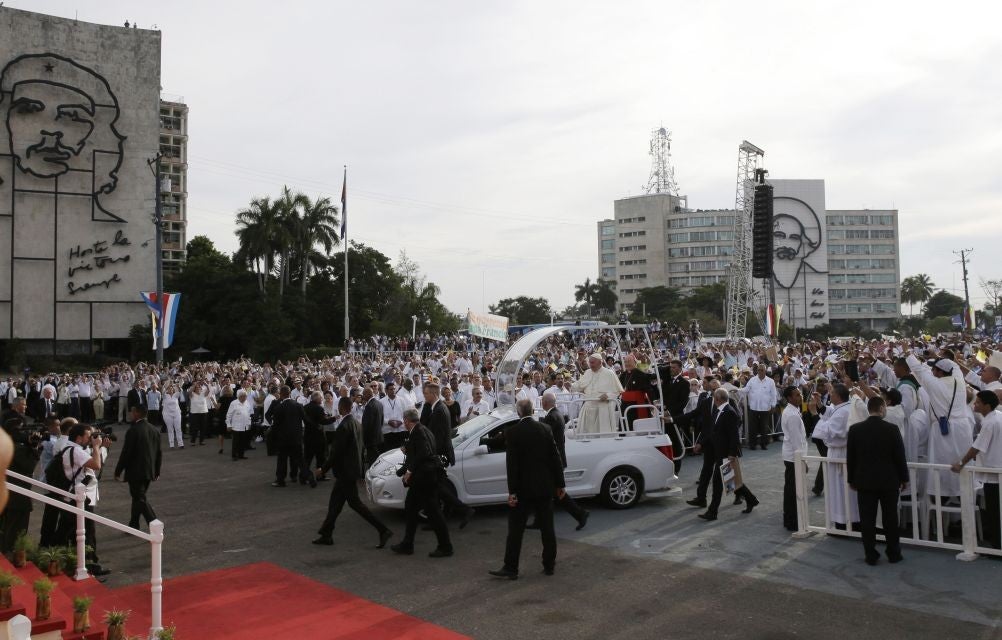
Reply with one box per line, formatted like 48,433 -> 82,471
645,127 -> 680,196
724,141 -> 765,339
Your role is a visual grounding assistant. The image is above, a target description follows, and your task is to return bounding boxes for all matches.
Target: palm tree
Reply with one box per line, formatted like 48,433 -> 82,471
235,196 -> 280,294
574,278 -> 601,317
272,186 -> 308,298
900,276 -> 918,316
295,195 -> 340,296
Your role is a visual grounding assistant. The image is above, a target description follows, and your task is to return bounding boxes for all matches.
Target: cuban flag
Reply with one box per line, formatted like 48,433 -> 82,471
765,303 -> 783,337
140,292 -> 181,349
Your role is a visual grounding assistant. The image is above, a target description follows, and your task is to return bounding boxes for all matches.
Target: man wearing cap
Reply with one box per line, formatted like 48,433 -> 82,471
906,353 -> 974,499
572,354 -> 623,434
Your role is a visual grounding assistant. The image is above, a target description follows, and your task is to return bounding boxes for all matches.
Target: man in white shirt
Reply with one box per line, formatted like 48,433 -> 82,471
962,363 -> 1002,392
781,386 -> 809,531
463,387 -> 492,423
77,377 -> 93,422
952,390 -> 1002,549
60,423 -> 106,573
380,382 -> 413,451
742,367 -> 778,450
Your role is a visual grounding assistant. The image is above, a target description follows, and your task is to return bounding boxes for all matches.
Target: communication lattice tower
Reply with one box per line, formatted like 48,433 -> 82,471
645,127 -> 679,195
724,141 -> 765,339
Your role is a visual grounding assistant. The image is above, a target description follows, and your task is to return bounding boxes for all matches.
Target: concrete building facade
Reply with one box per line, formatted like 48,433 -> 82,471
598,180 -> 901,331
0,7 -> 160,349
159,98 -> 188,271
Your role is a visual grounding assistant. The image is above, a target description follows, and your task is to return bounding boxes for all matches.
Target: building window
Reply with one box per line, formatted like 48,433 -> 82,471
601,225 -> 615,236
828,230 -> 845,240
846,215 -> 869,225
601,253 -> 614,264
669,277 -> 690,286
669,233 -> 688,243
602,267 -> 615,278
828,215 -> 845,226
601,239 -> 614,250
846,230 -> 869,239
619,231 -> 646,238
873,303 -> 898,313
871,229 -> 895,239
871,215 -> 893,225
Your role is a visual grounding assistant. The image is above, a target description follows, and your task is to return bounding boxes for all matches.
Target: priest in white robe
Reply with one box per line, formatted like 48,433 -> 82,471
810,383 -> 859,526
572,354 -> 623,434
906,354 -> 975,499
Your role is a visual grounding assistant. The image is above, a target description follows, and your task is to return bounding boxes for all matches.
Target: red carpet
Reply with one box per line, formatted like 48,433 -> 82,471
2,558 -> 469,639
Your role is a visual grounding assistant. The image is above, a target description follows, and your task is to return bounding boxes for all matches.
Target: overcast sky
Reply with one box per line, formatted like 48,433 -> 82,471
20,0 -> 1002,314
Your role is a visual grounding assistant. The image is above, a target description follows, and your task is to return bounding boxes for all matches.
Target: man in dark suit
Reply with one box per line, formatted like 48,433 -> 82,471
266,385 -> 311,487
126,382 -> 147,412
526,393 -> 587,531
658,359 -> 690,472
114,405 -> 162,531
489,399 -> 566,579
303,391 -> 335,473
312,397 -> 392,548
391,408 -> 453,558
360,388 -> 384,469
699,389 -> 759,521
420,382 -> 473,528
679,380 -> 719,509
846,396 -> 909,565
33,387 -> 57,424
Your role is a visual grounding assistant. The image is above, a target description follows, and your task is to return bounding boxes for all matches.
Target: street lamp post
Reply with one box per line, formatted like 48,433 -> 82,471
411,315 -> 418,340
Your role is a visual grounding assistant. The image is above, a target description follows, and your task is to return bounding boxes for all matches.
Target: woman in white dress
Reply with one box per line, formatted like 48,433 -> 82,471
162,383 -> 184,449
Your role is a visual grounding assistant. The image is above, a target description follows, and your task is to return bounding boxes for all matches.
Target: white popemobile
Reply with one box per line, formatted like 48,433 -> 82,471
366,325 -> 683,510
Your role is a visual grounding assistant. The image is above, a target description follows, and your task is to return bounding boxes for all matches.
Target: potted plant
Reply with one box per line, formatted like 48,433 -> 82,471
12,531 -> 36,568
34,547 -> 62,577
155,624 -> 177,639
103,609 -> 131,640
0,570 -> 22,608
33,578 -> 54,621
72,595 -> 93,633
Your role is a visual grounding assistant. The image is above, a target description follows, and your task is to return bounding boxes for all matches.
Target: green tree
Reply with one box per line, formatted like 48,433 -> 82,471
592,280 -> 617,314
273,185 -> 308,298
684,282 -> 727,318
294,194 -> 340,297
574,278 -> 600,317
923,290 -> 964,319
633,286 -> 682,319
234,196 -> 279,294
979,278 -> 1002,313
489,297 -> 552,325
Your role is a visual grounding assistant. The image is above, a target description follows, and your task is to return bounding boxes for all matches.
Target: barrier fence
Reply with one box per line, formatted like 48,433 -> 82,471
5,470 -> 165,638
793,452 -> 1002,561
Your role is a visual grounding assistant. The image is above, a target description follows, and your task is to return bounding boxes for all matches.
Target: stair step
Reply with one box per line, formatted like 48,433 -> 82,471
64,629 -> 105,640
30,615 -> 67,635
0,605 -> 26,622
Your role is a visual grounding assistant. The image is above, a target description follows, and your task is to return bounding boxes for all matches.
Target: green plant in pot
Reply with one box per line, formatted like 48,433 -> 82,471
12,531 -> 36,568
34,547 -> 62,577
0,570 -> 23,609
33,578 -> 54,621
72,595 -> 93,633
155,623 -> 177,639
103,608 -> 131,640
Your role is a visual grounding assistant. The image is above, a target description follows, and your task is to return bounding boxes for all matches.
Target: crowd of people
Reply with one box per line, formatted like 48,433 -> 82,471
0,325 -> 1000,573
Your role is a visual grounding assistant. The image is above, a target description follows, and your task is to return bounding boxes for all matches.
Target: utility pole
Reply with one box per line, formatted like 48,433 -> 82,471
955,248 -> 973,332
147,153 -> 165,365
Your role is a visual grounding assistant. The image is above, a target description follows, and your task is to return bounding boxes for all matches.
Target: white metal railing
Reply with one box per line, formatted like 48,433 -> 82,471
793,452 -> 1002,561
5,471 -> 164,639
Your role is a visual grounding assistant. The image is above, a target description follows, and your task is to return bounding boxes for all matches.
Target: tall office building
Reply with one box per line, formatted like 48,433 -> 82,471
159,98 -> 188,271
598,180 -> 901,331
825,209 -> 900,330
598,193 -> 733,312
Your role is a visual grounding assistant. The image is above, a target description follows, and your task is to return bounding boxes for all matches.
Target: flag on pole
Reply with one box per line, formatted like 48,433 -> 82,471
340,167 -> 347,241
963,304 -> 975,330
140,292 -> 181,349
765,303 -> 783,337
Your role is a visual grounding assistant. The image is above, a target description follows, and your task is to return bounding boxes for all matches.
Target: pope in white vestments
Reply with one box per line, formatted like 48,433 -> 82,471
572,354 -> 623,434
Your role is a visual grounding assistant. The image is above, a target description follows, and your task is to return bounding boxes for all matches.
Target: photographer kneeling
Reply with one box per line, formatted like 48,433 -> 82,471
57,423 -> 111,577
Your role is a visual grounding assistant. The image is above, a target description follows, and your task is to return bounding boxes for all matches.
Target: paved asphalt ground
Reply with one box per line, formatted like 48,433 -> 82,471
23,428 -> 1002,640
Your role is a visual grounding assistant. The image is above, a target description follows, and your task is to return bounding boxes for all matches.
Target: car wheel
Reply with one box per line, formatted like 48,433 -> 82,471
601,467 -> 643,509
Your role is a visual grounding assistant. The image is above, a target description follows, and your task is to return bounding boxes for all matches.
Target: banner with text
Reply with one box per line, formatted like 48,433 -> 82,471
467,311 -> 509,341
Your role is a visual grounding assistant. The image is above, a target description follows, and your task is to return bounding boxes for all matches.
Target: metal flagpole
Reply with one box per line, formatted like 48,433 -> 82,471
342,165 -> 349,345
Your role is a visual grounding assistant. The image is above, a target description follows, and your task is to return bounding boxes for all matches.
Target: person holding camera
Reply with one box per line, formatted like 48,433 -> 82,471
57,423 -> 109,575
